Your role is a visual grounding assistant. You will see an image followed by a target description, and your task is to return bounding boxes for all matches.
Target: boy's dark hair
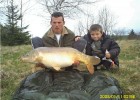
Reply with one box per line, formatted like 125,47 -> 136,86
51,12 -> 64,22
89,24 -> 103,34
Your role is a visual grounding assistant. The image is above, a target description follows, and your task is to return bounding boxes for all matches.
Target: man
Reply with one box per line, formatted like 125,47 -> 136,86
32,12 -> 76,70
32,12 -> 75,48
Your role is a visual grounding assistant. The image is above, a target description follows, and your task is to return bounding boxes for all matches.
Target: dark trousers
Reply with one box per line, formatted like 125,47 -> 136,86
31,37 -> 87,52
31,37 -> 44,49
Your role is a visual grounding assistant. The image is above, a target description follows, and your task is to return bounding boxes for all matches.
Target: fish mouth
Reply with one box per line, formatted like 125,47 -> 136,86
20,56 -> 37,63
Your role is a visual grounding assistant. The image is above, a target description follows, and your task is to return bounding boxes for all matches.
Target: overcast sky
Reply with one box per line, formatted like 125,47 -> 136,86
101,0 -> 140,31
1,0 -> 140,37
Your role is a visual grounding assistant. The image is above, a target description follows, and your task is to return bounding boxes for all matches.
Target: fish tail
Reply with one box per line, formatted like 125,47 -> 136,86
85,62 -> 94,74
84,55 -> 100,74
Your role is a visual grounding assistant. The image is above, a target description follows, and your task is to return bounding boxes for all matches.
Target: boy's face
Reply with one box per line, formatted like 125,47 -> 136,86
90,30 -> 102,41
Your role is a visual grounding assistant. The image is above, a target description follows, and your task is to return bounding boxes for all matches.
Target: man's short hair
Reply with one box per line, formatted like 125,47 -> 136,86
89,24 -> 103,34
51,12 -> 64,22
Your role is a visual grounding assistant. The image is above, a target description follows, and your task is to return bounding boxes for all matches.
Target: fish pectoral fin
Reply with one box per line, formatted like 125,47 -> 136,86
92,56 -> 101,65
86,64 -> 94,74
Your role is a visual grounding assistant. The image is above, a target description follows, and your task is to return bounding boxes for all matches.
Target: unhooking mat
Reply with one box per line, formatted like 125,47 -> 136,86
12,69 -> 123,100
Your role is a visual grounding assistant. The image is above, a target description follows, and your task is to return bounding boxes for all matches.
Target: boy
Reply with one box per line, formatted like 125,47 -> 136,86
76,24 -> 120,70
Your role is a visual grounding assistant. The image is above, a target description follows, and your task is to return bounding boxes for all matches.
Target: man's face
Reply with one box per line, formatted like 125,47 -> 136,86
50,17 -> 65,33
90,30 -> 102,41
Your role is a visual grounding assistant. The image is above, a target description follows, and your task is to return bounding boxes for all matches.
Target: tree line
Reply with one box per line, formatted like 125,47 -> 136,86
112,29 -> 140,40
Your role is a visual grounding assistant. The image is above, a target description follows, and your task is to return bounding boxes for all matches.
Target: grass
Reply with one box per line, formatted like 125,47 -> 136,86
1,40 -> 140,100
1,45 -> 33,100
103,40 -> 140,99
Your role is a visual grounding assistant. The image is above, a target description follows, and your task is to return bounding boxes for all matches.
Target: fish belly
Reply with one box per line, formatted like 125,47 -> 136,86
41,54 -> 74,69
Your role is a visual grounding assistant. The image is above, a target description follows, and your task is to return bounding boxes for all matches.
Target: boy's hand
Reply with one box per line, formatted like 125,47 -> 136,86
75,36 -> 81,41
105,53 -> 111,58
105,50 -> 111,58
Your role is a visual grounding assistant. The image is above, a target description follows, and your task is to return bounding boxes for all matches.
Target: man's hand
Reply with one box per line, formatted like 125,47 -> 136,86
32,63 -> 46,73
35,63 -> 46,68
73,60 -> 80,66
105,50 -> 111,58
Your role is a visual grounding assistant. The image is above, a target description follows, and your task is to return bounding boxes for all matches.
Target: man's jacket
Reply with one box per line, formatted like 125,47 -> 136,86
42,27 -> 75,47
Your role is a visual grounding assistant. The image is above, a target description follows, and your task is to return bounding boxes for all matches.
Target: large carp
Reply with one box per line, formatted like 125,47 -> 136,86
21,47 -> 100,74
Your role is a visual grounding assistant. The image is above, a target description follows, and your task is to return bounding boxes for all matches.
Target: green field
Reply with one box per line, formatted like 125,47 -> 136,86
1,40 -> 140,100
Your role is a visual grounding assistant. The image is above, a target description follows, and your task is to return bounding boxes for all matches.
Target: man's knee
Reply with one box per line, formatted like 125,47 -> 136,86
31,37 -> 44,49
73,39 -> 87,52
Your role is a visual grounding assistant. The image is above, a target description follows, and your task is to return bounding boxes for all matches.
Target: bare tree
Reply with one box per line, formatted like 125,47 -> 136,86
76,10 -> 95,36
19,0 -> 35,28
77,21 -> 85,36
138,32 -> 140,35
20,0 -> 23,28
0,0 -> 8,24
77,16 -> 95,35
37,0 -> 100,18
0,0 -> 4,3
97,6 -> 117,35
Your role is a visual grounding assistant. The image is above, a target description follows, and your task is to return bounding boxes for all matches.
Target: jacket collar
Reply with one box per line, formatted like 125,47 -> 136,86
47,26 -> 68,38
